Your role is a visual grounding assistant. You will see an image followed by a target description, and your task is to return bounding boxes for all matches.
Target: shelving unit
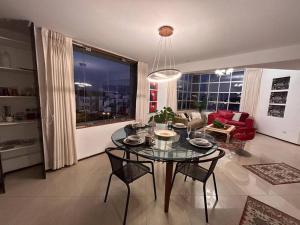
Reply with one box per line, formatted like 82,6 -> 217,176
0,19 -> 46,194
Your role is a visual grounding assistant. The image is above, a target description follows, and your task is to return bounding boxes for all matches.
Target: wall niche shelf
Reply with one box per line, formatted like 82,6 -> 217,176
0,66 -> 35,73
0,19 -> 46,194
0,120 -> 38,126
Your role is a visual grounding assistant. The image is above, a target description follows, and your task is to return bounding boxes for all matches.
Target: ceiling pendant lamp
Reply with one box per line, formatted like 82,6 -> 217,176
147,25 -> 182,83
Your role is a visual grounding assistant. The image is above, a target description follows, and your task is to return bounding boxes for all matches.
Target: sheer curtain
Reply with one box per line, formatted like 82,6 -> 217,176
166,80 -> 178,112
36,28 -> 77,170
240,68 -> 263,117
135,62 -> 149,123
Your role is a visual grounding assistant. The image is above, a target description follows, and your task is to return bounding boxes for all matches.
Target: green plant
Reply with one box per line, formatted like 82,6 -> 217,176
148,107 -> 175,123
193,101 -> 206,112
213,119 -> 225,128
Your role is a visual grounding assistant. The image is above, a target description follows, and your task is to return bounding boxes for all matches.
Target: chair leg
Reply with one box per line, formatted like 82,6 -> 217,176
104,173 -> 113,202
212,173 -> 218,201
152,173 -> 157,200
184,175 -> 188,182
203,183 -> 209,223
123,184 -> 131,225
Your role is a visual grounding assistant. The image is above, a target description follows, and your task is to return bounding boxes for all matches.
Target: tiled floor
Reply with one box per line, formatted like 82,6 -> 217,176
0,134 -> 300,225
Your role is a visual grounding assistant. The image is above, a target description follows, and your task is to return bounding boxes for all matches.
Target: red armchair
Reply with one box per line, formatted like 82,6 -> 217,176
207,110 -> 254,128
232,127 -> 256,151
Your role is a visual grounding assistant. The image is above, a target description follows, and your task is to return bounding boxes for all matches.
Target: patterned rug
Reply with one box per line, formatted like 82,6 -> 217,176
243,163 -> 300,185
239,196 -> 300,225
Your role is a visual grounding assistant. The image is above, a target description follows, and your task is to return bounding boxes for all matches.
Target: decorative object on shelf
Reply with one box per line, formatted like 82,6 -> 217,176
268,76 -> 290,118
268,105 -> 285,118
271,76 -> 290,90
269,91 -> 288,104
148,107 -> 175,123
147,25 -> 181,83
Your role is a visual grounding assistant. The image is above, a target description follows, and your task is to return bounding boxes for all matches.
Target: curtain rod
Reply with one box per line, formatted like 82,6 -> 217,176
72,40 -> 137,64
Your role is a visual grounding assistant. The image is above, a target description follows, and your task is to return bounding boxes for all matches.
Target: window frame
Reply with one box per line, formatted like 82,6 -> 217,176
73,43 -> 138,128
177,70 -> 244,111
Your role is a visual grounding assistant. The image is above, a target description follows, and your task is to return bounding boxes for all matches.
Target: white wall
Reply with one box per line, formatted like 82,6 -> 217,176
255,69 -> 300,144
157,82 -> 168,111
75,120 -> 133,159
178,44 -> 300,73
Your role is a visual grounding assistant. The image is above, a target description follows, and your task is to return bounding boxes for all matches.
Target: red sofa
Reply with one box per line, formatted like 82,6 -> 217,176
208,110 -> 254,128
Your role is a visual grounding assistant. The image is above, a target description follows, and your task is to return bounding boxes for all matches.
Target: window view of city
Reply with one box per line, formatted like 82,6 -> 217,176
73,46 -> 137,126
177,71 -> 244,111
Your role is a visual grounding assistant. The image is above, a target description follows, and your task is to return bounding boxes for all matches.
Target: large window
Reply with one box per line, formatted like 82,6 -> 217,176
177,70 -> 244,111
73,45 -> 137,127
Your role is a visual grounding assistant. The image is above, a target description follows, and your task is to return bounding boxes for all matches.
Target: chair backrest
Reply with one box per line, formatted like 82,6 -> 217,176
105,147 -> 126,173
194,149 -> 225,181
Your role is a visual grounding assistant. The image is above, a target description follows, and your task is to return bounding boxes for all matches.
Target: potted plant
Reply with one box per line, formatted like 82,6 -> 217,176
148,107 -> 175,124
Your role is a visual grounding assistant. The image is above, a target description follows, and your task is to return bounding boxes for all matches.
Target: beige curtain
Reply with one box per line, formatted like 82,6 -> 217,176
36,28 -> 77,170
166,80 -> 178,112
240,68 -> 263,117
135,62 -> 149,123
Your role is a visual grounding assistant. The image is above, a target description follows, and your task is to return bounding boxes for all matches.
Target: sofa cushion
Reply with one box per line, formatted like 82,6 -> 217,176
218,110 -> 234,120
239,112 -> 249,122
232,112 -> 242,121
227,120 -> 246,127
190,112 -> 202,120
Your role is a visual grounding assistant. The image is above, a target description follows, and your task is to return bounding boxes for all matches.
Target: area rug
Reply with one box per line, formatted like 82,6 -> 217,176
200,130 -> 243,152
243,163 -> 300,185
239,196 -> 300,225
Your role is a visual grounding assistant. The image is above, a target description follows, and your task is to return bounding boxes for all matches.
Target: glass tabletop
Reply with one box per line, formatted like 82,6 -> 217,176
111,125 -> 218,162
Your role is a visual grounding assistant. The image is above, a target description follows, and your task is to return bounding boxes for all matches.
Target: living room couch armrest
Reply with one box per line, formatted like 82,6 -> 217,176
208,112 -> 218,124
173,116 -> 188,126
245,117 -> 254,128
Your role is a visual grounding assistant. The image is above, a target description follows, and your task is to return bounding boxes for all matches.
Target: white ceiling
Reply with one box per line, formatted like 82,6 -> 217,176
1,0 -> 300,65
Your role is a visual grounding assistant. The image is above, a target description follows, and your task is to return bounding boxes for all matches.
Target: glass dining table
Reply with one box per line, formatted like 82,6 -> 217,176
111,124 -> 218,213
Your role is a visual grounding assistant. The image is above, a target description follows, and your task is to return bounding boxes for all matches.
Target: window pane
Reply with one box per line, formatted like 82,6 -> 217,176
200,84 -> 208,92
192,75 -> 200,83
192,83 -> 199,92
199,93 -> 208,102
200,74 -> 210,83
207,102 -> 217,111
217,102 -> 228,110
219,83 -> 230,92
191,93 -> 199,101
178,92 -> 182,100
231,71 -> 244,81
220,74 -> 231,82
177,101 -> 182,110
218,93 -> 229,102
229,93 -> 241,103
74,47 -> 136,126
209,83 -> 219,92
230,82 -> 243,92
228,103 -> 240,111
177,80 -> 183,90
210,74 -> 219,82
208,93 -> 218,101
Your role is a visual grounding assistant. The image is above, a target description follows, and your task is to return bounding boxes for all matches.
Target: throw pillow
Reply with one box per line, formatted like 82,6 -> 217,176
191,112 -> 202,120
179,113 -> 187,119
232,112 -> 242,121
239,112 -> 249,122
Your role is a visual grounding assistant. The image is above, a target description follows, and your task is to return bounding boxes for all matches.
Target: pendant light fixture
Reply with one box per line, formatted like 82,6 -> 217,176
147,25 -> 182,83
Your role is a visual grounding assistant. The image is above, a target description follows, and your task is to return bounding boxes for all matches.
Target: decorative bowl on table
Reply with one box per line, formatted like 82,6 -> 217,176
172,123 -> 186,129
123,135 -> 144,146
154,129 -> 177,141
189,138 -> 213,149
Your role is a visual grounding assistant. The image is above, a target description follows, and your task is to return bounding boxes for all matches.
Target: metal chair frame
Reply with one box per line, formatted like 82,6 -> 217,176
171,149 -> 225,223
104,147 -> 157,225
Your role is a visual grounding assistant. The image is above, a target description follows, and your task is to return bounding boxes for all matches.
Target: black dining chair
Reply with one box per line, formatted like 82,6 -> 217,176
104,147 -> 157,225
170,149 -> 225,223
